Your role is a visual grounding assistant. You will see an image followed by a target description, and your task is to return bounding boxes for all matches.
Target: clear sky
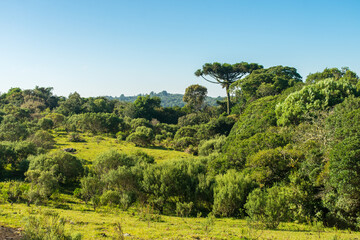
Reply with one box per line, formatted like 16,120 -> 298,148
1,0 -> 360,97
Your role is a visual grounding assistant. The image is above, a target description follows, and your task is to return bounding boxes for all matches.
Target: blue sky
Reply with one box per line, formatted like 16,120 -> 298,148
0,0 -> 360,97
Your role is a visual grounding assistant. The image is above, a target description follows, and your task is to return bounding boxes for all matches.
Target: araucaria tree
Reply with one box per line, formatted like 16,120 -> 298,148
195,62 -> 263,114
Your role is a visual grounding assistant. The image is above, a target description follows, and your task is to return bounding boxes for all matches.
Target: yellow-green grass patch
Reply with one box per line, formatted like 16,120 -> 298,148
1,201 -> 359,240
53,132 -> 193,163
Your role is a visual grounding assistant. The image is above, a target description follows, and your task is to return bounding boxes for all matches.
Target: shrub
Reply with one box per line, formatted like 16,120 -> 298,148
38,117 -> 54,130
80,175 -> 103,204
176,202 -> 194,217
25,170 -> 59,200
130,118 -> 151,131
198,136 -> 226,156
119,192 -> 132,210
68,132 -> 83,142
245,186 -> 290,229
27,151 -> 84,185
126,126 -> 154,147
276,78 -> 358,125
100,190 -> 121,207
93,150 -> 135,175
27,130 -> 55,149
21,211 -> 82,240
213,170 -> 256,217
173,137 -> 197,151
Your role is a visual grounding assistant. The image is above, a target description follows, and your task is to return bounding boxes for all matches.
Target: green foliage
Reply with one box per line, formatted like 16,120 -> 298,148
27,151 -> 84,185
195,62 -> 263,114
46,113 -> 65,128
22,211 -> 82,240
306,67 -> 359,85
173,126 -> 198,151
93,150 -> 135,175
326,96 -> 360,142
100,190 -> 121,207
325,136 -> 360,228
0,141 -> 36,170
82,97 -> 115,113
80,175 -> 103,204
68,132 -> 83,142
142,158 -> 210,213
0,115 -> 29,141
213,170 -> 256,217
198,135 -> 226,156
246,146 -> 303,186
27,130 -> 55,150
233,65 -> 303,100
174,126 -> 197,139
57,92 -> 83,116
108,90 -> 223,108
176,201 -> 194,217
67,113 -> 124,134
222,128 -> 289,170
131,150 -> 155,165
178,113 -> 210,127
276,78 -> 358,125
130,118 -> 151,130
38,117 -> 54,130
245,186 -> 290,229
228,95 -> 279,141
3,77 -> 360,232
1,181 -> 29,204
133,95 -> 161,120
183,84 -> 208,111
25,170 -> 59,200
126,126 -> 154,147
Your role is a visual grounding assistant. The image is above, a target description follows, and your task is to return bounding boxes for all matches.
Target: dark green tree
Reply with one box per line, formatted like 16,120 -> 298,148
306,67 -> 359,85
325,136 -> 360,227
57,92 -> 83,116
195,62 -> 263,114
133,95 -> 161,120
232,65 -> 303,100
183,84 -> 208,111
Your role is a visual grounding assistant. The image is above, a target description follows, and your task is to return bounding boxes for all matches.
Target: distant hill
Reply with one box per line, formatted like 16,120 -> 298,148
106,90 -> 224,107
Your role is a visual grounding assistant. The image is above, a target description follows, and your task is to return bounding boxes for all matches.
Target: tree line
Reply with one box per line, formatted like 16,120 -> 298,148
106,90 -> 223,108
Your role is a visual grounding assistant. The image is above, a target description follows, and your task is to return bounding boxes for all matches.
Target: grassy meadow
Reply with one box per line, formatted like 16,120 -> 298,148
0,132 -> 360,239
1,200 -> 360,240
52,131 -> 193,163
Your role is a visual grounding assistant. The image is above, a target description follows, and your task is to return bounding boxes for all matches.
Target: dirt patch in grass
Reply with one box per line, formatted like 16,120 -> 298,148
0,225 -> 22,240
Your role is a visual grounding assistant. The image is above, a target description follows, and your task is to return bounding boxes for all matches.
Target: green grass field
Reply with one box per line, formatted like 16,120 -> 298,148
1,200 -> 359,240
53,132 -> 193,163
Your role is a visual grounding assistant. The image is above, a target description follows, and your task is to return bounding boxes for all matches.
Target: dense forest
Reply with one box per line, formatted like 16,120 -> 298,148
1,63 -> 360,238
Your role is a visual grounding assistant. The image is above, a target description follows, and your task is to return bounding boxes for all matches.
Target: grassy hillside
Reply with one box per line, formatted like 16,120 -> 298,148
53,132 -> 193,163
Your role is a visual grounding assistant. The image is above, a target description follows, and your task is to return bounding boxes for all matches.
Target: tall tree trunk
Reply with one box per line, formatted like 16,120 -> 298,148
226,85 -> 230,115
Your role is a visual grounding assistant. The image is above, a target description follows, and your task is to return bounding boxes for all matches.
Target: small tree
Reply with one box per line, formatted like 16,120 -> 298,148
80,175 -> 103,204
213,170 -> 256,217
245,186 -> 290,229
183,84 -> 207,111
